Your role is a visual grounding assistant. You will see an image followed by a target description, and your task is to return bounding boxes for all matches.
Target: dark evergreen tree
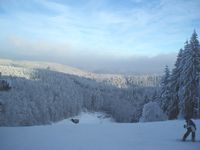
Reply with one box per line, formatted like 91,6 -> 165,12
177,41 -> 191,118
168,48 -> 184,119
160,65 -> 171,115
180,30 -> 200,118
163,31 -> 200,119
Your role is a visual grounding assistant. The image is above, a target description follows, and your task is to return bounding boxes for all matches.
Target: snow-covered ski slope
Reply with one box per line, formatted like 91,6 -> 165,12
57,112 -> 113,125
0,113 -> 199,150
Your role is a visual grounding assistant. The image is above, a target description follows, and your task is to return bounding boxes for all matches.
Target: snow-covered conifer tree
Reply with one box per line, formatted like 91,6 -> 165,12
160,65 -> 171,115
164,31 -> 200,119
180,30 -> 200,118
168,48 -> 184,119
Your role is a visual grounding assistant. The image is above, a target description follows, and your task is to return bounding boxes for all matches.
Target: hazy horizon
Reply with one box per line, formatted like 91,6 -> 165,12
0,53 -> 176,75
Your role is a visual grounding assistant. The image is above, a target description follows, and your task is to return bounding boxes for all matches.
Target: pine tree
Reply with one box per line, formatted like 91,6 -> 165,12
168,48 -> 184,119
190,31 -> 200,118
166,31 -> 200,119
160,65 -> 171,115
177,41 -> 190,118
181,30 -> 200,118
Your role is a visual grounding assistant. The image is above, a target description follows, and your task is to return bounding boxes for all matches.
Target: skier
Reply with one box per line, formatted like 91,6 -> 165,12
182,117 -> 196,142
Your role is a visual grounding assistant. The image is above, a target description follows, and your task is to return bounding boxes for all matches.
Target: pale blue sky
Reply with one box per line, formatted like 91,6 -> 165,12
0,0 -> 200,73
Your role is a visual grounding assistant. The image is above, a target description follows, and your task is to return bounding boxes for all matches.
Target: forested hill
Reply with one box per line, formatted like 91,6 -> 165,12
0,59 -> 161,88
0,59 -> 160,126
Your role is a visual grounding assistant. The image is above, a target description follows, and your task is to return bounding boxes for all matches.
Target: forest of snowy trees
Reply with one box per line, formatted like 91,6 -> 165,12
160,31 -> 200,120
0,62 -> 159,126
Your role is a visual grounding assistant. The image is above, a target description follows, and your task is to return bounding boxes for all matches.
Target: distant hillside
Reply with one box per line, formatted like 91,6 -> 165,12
0,58 -> 161,88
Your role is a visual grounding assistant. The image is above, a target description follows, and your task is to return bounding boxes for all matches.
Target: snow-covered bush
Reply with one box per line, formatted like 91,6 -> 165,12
140,102 -> 167,122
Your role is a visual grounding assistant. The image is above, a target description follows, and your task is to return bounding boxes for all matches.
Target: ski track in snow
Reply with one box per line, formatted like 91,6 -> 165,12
0,114 -> 199,150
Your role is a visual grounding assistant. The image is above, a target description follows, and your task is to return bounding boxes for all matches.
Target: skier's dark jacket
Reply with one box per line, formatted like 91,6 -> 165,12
186,119 -> 196,131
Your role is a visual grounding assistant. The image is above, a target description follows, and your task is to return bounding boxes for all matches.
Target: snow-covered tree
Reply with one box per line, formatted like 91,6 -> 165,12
180,31 -> 200,118
166,31 -> 200,119
0,80 -> 11,91
168,48 -> 184,119
160,65 -> 171,114
140,101 -> 167,122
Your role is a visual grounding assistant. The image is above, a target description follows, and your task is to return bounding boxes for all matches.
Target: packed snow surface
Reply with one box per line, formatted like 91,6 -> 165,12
0,112 -> 199,150
57,112 -> 113,125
